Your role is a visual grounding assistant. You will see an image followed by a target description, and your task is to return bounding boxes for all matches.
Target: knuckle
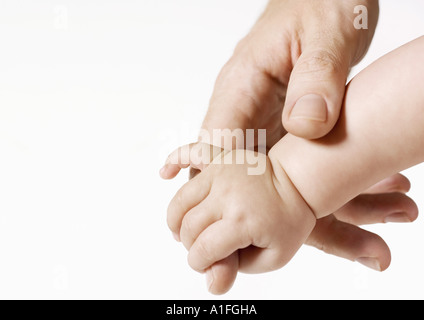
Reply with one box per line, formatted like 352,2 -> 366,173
166,206 -> 178,232
295,50 -> 341,77
270,251 -> 290,271
174,189 -> 185,210
197,238 -> 213,261
229,208 -> 247,225
181,215 -> 195,242
167,191 -> 184,231
190,240 -> 213,271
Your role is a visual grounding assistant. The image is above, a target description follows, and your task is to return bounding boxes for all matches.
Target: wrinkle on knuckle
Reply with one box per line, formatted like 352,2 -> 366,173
181,215 -> 195,243
191,240 -> 213,271
295,50 -> 341,77
228,207 -> 247,225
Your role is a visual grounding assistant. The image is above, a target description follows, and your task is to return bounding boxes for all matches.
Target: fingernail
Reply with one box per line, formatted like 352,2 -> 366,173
384,212 -> 411,223
290,94 -> 327,122
172,232 -> 181,242
356,257 -> 381,271
206,269 -> 214,292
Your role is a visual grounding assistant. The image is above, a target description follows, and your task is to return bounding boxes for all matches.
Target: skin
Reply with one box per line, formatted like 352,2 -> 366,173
196,0 -> 394,293
161,0 -> 417,294
161,36 -> 424,294
273,36 -> 424,218
202,0 -> 379,145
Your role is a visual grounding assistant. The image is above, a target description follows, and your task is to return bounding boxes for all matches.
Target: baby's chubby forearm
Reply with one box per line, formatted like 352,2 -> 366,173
270,36 -> 424,218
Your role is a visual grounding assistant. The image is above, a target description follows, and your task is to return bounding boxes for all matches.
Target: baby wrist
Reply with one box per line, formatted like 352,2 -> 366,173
268,149 -> 317,225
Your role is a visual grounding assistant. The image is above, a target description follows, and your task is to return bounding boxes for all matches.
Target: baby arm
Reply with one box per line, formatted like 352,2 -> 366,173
273,35 -> 424,218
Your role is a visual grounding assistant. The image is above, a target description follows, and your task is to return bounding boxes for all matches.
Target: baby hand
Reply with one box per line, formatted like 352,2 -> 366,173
161,142 -> 418,294
161,143 -> 316,287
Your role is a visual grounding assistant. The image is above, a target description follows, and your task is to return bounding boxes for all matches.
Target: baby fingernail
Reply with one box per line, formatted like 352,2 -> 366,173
172,232 -> 181,242
290,94 -> 328,122
356,257 -> 381,271
384,212 -> 411,223
206,269 -> 214,292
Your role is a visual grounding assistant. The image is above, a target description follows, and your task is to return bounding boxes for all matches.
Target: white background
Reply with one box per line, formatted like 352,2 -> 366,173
0,0 -> 423,299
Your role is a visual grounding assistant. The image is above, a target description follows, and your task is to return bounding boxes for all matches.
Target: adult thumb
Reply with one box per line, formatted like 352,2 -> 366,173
282,47 -> 350,139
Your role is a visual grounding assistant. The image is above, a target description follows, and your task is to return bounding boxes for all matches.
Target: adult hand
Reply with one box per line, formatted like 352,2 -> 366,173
203,0 -> 379,142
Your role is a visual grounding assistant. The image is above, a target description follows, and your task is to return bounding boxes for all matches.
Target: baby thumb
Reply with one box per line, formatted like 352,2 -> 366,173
160,143 -> 224,180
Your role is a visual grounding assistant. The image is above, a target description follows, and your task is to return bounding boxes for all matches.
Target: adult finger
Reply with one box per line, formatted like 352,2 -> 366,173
334,192 -> 418,225
282,40 -> 350,139
364,173 -> 411,194
306,216 -> 391,271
